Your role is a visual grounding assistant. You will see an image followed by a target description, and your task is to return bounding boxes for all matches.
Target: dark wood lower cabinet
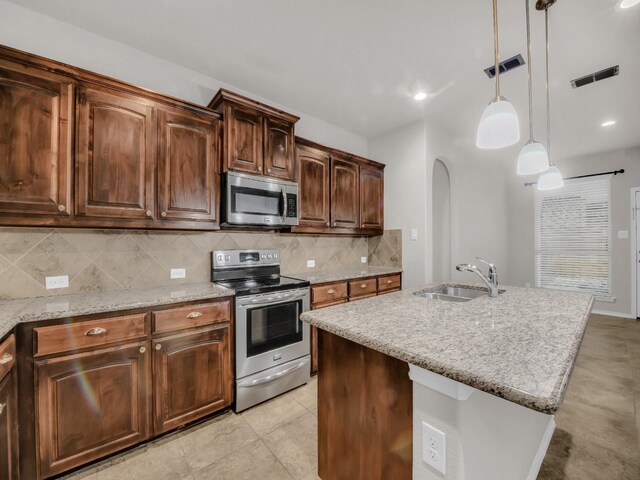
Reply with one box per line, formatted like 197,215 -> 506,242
0,370 -> 19,480
317,330 -> 412,480
35,341 -> 151,478
152,325 -> 231,434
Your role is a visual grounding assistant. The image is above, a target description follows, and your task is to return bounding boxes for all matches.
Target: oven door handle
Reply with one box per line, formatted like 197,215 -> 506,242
237,358 -> 310,388
237,291 -> 308,307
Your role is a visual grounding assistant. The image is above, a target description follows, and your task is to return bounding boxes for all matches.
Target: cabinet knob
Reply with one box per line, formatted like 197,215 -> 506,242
326,222 -> 330,227
139,346 -> 147,354
258,166 -> 262,172
0,402 -> 6,415
0,353 -> 13,364
160,211 -> 167,218
155,344 -> 162,351
327,289 -> 336,295
146,210 -> 152,217
84,327 -> 107,336
58,205 -> 66,212
360,283 -> 368,289
332,222 -> 336,227
387,279 -> 393,284
267,168 -> 272,173
16,180 -> 24,186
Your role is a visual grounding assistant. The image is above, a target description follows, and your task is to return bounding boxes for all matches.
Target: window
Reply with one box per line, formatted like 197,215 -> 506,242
535,176 -> 612,300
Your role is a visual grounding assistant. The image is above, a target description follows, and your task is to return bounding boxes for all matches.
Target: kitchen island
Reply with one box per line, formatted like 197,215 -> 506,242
300,282 -> 594,480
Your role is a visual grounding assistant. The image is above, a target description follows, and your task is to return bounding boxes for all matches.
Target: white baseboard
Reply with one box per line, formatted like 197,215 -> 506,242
591,308 -> 637,319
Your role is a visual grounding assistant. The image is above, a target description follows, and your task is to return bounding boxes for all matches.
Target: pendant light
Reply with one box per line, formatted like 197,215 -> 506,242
516,0 -> 549,175
537,1 -> 563,191
476,0 -> 520,149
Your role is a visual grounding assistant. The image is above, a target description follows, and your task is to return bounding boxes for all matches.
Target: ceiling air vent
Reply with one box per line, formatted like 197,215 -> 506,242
484,54 -> 526,78
570,65 -> 619,89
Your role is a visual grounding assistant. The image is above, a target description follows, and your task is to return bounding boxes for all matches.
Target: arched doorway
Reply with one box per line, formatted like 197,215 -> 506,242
432,159 -> 451,282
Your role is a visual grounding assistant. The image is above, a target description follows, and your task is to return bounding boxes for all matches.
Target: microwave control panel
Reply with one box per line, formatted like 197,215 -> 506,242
286,194 -> 298,218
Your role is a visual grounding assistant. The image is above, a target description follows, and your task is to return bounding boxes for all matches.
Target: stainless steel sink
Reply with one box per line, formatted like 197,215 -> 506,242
414,285 -> 500,302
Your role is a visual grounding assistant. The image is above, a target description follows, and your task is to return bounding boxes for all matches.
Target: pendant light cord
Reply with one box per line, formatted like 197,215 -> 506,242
493,0 -> 500,99
545,7 -> 551,160
525,0 -> 534,140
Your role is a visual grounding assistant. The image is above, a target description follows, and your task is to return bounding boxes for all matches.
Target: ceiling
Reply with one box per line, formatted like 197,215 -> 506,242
9,0 -> 640,162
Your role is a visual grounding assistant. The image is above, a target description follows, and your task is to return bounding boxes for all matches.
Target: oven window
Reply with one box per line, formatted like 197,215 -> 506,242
246,300 -> 303,357
231,186 -> 281,216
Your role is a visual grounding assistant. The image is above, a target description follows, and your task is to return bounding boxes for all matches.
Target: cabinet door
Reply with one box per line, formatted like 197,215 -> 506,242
76,85 -> 156,220
152,325 -> 231,434
157,109 -> 220,223
0,61 -> 73,216
297,145 -> 330,228
264,117 -> 295,180
225,105 -> 263,174
0,371 -> 19,480
359,165 -> 384,230
330,156 -> 360,228
36,341 -> 151,478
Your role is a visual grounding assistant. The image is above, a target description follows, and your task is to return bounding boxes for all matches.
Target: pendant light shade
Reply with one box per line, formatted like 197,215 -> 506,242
537,165 -> 564,190
517,140 -> 549,175
517,0 -> 549,174
477,97 -> 520,149
477,0 -> 520,150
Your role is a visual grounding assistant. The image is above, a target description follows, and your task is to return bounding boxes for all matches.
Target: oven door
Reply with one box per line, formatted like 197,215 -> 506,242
235,288 -> 310,379
224,172 -> 298,227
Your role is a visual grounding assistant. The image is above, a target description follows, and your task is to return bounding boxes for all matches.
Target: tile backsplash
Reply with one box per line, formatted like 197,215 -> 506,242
0,228 -> 375,300
368,229 -> 402,268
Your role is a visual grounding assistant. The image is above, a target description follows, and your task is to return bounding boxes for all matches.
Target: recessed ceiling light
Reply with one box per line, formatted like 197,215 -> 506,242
601,120 -> 616,127
413,92 -> 427,101
619,0 -> 640,9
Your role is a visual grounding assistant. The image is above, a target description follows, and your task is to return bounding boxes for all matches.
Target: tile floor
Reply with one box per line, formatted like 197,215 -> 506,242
65,314 -> 639,480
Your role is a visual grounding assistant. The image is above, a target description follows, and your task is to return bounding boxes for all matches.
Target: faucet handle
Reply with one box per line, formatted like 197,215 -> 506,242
475,257 -> 495,270
475,257 -> 497,282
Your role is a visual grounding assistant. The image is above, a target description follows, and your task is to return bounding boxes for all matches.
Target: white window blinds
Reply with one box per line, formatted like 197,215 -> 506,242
534,175 -> 612,299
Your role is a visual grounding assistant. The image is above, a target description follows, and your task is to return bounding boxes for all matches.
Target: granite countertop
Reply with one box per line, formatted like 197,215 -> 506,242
0,282 -> 235,339
300,282 -> 594,414
290,266 -> 403,285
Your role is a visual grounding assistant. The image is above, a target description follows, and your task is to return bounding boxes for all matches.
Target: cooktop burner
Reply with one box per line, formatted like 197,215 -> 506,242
215,275 -> 309,296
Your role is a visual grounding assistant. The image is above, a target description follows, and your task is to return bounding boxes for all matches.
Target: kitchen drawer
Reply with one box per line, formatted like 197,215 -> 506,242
34,314 -> 147,357
0,334 -> 15,381
349,293 -> 377,302
348,278 -> 377,299
377,274 -> 401,293
311,282 -> 348,306
153,301 -> 231,335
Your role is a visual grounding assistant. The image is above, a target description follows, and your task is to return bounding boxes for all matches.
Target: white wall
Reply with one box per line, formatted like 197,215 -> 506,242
369,120 -> 510,288
507,146 -> 640,317
432,159 -> 451,282
0,0 -> 367,156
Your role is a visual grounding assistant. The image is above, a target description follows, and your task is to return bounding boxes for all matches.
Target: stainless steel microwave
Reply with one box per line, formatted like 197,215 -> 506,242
222,172 -> 299,228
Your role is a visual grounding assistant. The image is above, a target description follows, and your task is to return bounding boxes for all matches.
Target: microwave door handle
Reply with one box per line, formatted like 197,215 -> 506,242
280,188 -> 287,222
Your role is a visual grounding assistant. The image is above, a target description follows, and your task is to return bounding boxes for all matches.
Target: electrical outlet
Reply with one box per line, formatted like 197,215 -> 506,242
361,256 -> 367,264
411,228 -> 418,241
307,260 -> 315,268
422,421 -> 445,474
170,268 -> 186,279
45,275 -> 69,290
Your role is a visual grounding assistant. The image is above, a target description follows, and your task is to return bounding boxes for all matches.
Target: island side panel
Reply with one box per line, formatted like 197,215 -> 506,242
317,329 -> 413,480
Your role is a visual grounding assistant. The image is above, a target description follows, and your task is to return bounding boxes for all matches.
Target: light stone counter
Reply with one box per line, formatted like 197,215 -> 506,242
0,282 -> 235,339
291,266 -> 402,285
301,282 -> 594,414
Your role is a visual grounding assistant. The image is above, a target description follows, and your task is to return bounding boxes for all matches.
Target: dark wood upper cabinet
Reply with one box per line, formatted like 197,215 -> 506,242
152,325 -> 231,434
264,117 -> 295,180
209,89 -> 299,178
35,341 -> 151,478
330,155 -> 360,229
157,108 -> 220,224
359,164 -> 384,230
0,370 -> 19,480
75,84 -> 156,220
0,60 -> 73,217
297,144 -> 330,228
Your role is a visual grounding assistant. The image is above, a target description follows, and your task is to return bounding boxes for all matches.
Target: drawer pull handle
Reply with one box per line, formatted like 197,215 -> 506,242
139,346 -> 146,354
360,284 -> 368,288
327,289 -> 336,295
84,327 -> 107,336
0,402 -> 6,415
387,280 -> 393,284
155,344 -> 162,351
187,311 -> 203,319
0,353 -> 13,364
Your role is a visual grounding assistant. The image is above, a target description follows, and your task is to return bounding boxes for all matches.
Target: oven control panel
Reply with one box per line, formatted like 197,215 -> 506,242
213,249 -> 280,268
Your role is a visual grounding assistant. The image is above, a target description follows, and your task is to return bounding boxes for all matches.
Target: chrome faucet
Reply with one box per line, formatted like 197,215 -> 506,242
455,257 -> 499,297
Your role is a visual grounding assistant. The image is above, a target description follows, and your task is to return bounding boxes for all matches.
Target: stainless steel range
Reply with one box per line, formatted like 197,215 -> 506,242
212,249 -> 310,412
